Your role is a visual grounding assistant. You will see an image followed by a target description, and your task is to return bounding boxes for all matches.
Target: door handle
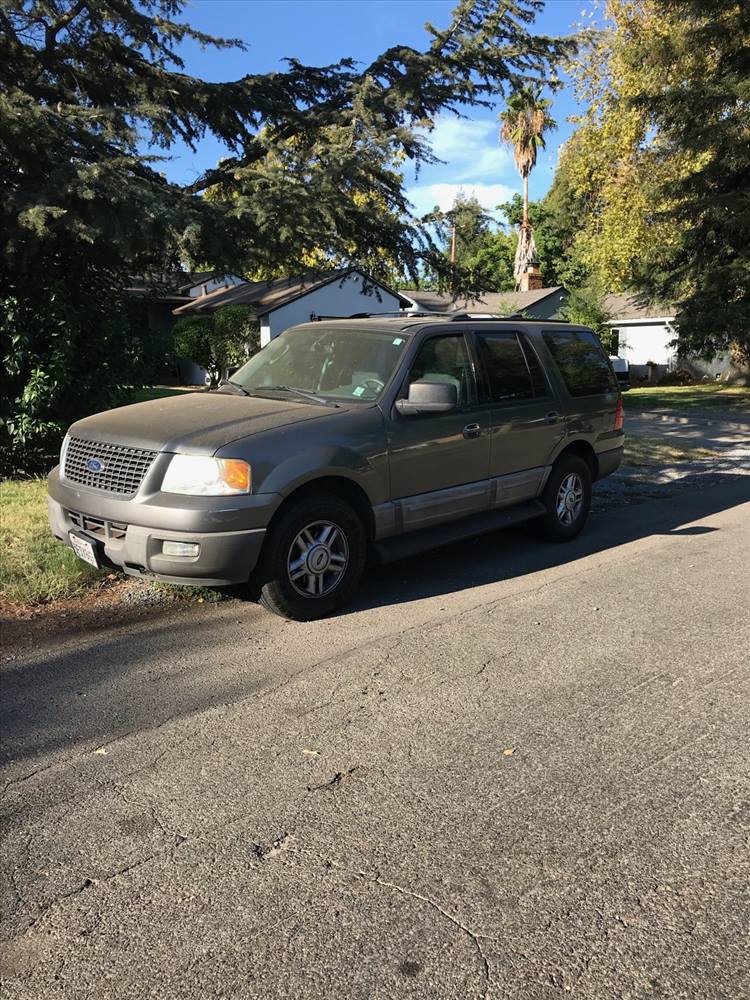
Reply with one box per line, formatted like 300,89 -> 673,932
544,411 -> 560,424
463,422 -> 482,439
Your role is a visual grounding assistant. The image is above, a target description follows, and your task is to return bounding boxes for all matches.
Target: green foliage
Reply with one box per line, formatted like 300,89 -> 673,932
620,0 -> 750,363
463,231 -> 517,292
499,85 -> 556,183
0,0 -> 571,472
562,287 -> 614,350
499,193 -> 583,287
173,306 -> 259,388
545,0 -> 748,366
444,195 -> 493,262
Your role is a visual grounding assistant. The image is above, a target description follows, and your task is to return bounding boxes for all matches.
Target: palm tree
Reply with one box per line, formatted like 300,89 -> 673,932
500,87 -> 556,287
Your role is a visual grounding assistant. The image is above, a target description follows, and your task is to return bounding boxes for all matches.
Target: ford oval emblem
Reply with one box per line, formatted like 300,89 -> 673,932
86,458 -> 105,473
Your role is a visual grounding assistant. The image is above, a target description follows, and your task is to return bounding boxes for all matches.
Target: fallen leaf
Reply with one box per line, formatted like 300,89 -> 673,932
93,747 -> 109,755
302,748 -> 320,757
502,748 -> 515,756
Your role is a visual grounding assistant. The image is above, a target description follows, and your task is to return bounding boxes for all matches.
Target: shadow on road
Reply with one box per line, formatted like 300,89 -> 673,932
348,474 -> 750,615
1,475 -> 748,772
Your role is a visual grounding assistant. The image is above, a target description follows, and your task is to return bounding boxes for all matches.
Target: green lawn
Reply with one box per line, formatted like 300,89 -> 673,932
0,479 -> 104,605
623,383 -> 750,413
624,434 -> 722,468
1,386 -> 208,607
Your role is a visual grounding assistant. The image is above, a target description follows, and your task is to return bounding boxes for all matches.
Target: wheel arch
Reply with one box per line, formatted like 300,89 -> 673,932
553,439 -> 598,481
266,475 -> 376,541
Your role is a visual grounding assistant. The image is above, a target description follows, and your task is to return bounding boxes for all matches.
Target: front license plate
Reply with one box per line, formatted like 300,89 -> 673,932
69,531 -> 100,568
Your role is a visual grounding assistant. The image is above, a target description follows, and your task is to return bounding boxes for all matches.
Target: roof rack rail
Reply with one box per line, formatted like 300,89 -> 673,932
311,311 -> 453,321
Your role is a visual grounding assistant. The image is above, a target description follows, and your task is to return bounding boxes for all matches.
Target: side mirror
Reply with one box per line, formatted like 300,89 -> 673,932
395,380 -> 458,416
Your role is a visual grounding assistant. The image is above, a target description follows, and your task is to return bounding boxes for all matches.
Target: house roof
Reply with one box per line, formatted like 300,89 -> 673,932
603,293 -> 675,322
172,268 -> 410,318
125,271 -> 230,299
400,286 -> 567,314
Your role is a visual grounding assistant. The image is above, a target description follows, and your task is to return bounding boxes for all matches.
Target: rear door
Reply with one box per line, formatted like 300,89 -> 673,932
539,328 -> 621,443
472,330 -> 564,507
386,330 -> 491,531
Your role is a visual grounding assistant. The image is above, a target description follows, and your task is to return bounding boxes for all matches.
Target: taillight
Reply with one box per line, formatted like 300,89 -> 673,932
614,397 -> 624,431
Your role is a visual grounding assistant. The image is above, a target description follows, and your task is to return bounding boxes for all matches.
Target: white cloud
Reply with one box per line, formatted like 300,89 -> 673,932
421,115 -> 512,181
407,182 -> 517,218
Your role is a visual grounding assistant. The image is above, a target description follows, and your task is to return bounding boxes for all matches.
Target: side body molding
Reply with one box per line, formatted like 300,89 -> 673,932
371,466 -> 551,541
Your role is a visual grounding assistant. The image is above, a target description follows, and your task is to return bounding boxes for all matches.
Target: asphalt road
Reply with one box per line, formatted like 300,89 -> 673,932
2,478 -> 749,999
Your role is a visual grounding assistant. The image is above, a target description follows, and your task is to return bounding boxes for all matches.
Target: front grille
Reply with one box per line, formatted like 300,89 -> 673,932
63,436 -> 157,496
67,510 -> 128,540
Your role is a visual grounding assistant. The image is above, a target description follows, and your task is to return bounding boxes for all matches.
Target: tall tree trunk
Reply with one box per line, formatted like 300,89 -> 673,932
523,172 -> 529,226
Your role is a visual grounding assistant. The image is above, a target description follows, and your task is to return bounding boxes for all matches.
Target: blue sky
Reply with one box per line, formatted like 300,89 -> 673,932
166,0 -> 591,221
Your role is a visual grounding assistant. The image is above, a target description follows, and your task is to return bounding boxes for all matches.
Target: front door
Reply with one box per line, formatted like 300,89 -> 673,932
387,332 -> 490,532
473,331 -> 564,507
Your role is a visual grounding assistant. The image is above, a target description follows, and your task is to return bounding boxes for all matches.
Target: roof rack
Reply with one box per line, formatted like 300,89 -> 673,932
311,310 -> 451,321
311,310 -> 578,328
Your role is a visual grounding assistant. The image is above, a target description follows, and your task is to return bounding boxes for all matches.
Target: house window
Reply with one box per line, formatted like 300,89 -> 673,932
608,328 -> 620,356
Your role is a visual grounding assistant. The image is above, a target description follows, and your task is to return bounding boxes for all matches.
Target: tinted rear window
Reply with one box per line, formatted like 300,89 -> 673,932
519,336 -> 551,397
542,330 -> 617,396
477,334 -> 534,403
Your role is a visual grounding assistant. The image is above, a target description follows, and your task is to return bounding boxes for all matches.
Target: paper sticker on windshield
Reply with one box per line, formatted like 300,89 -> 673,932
353,386 -> 365,397
392,337 -> 404,345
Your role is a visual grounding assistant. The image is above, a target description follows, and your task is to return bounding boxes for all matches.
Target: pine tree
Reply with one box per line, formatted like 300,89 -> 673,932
0,0 -> 571,470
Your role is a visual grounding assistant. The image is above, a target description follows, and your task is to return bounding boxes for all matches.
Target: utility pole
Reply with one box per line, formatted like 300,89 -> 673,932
450,225 -> 457,267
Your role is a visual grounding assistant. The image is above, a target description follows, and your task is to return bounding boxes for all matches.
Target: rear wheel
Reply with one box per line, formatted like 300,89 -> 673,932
536,454 -> 592,542
258,493 -> 366,620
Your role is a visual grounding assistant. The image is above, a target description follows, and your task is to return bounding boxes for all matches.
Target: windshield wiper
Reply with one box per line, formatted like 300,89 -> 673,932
250,385 -> 339,407
218,379 -> 250,397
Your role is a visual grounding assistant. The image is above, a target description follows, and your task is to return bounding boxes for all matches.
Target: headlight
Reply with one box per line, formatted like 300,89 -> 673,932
161,455 -> 251,496
59,433 -> 70,468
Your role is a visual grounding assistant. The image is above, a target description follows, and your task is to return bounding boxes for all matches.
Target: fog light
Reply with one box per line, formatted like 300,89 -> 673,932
162,541 -> 200,557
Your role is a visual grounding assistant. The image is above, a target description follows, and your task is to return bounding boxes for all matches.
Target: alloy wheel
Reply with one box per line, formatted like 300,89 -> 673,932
287,520 -> 349,597
556,472 -> 584,526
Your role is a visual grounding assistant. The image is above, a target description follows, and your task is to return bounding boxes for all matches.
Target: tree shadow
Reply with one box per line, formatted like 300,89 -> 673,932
1,475 -> 747,772
347,474 -> 749,614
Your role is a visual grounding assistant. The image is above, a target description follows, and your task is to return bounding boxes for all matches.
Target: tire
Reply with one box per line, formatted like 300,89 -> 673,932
536,454 -> 592,542
258,492 -> 366,620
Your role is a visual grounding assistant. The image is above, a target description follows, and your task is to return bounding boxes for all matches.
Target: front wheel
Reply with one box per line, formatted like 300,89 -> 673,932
258,493 -> 366,620
536,455 -> 592,542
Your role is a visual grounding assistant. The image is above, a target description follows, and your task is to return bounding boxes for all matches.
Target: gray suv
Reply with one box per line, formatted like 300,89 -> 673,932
48,316 -> 624,620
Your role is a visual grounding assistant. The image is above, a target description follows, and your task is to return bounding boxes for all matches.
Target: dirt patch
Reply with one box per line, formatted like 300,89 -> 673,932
0,576 -> 225,653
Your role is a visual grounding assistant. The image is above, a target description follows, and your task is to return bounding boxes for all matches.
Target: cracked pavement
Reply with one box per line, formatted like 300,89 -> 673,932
1,475 -> 749,999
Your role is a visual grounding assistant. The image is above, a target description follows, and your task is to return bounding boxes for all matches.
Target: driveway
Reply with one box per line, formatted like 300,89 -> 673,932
2,477 -> 749,999
625,407 -> 750,454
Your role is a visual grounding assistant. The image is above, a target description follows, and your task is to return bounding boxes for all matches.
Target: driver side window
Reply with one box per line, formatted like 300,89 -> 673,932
408,334 -> 474,407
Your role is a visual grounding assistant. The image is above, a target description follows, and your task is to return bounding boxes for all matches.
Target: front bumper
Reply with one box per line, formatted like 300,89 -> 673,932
47,467 -> 282,586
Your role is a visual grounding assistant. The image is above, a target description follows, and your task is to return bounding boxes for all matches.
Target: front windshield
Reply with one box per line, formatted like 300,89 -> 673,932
231,326 -> 409,403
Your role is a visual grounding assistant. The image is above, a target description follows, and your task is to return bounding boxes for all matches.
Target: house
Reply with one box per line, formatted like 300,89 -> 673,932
125,271 -> 245,339
603,294 -> 738,381
400,284 -> 569,320
172,268 -> 408,348
602,294 -> 679,381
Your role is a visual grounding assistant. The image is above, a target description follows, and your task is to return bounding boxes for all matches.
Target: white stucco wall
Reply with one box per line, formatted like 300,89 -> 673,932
259,272 -> 401,347
608,319 -> 677,368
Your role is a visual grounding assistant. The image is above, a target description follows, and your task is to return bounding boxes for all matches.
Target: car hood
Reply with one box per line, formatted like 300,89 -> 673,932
68,391 -> 339,454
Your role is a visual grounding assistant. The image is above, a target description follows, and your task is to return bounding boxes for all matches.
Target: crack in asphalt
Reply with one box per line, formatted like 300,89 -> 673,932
278,844 -> 493,999
0,533 -> 658,815
354,871 -> 492,999
307,766 -> 360,793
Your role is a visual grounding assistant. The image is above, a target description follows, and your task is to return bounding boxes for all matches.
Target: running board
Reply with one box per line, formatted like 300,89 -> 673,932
372,500 -> 546,565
